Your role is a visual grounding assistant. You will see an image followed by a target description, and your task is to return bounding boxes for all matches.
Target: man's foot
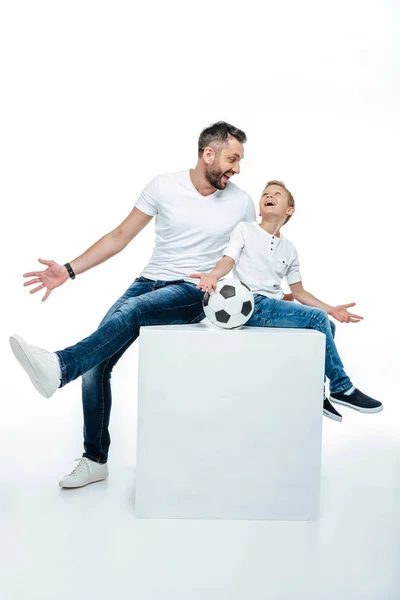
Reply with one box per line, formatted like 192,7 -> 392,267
9,334 -> 61,398
59,458 -> 109,488
323,397 -> 343,422
330,388 -> 383,413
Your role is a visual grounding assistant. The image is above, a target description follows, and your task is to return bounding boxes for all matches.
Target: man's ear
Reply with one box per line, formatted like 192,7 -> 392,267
203,146 -> 215,165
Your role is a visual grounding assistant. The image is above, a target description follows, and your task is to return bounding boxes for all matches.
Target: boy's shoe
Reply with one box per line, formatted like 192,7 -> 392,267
330,388 -> 383,413
59,458 -> 109,488
323,397 -> 343,422
9,334 -> 61,398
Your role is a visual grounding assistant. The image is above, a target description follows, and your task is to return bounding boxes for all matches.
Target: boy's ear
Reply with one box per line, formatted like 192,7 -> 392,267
287,206 -> 295,216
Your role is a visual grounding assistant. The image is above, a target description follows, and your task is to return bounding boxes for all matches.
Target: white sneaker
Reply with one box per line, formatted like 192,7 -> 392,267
59,458 -> 109,488
9,333 -> 61,398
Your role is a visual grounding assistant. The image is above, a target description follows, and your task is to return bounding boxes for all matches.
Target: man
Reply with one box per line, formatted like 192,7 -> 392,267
191,180 -> 383,421
10,121 -> 256,488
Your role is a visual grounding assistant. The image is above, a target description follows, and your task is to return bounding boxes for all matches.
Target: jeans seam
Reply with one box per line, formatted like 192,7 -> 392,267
98,355 -> 113,460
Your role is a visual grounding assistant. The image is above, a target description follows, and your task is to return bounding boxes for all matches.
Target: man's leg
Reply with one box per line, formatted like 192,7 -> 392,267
80,276 -> 156,464
57,278 -> 205,487
56,279 -> 204,385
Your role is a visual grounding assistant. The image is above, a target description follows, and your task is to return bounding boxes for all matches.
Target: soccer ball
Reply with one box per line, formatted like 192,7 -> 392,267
203,278 -> 254,329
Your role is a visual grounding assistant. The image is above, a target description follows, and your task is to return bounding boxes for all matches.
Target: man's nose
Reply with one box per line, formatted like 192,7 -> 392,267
232,164 -> 240,175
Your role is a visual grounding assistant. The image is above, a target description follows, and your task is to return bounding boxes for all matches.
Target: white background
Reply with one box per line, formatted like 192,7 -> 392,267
1,2 -> 399,599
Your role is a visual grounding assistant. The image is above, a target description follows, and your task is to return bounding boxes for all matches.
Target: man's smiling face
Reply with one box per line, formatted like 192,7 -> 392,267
205,136 -> 244,190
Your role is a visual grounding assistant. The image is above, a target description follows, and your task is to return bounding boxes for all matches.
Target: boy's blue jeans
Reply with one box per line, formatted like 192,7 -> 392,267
56,281 -> 352,463
246,293 -> 352,395
56,277 -> 205,463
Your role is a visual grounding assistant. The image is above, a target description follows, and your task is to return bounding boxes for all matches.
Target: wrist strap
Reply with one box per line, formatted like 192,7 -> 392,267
64,262 -> 76,280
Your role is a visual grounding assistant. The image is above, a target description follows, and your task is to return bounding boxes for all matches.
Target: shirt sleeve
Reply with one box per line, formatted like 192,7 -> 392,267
134,176 -> 160,217
285,250 -> 302,285
242,194 -> 256,222
223,222 -> 246,264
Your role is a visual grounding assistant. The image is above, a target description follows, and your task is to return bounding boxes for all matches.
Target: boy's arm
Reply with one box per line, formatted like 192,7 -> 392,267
190,222 -> 245,293
289,281 -> 364,323
190,256 -> 234,292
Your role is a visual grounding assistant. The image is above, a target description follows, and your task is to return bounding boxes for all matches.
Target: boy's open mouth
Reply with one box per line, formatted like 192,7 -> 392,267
265,200 -> 275,206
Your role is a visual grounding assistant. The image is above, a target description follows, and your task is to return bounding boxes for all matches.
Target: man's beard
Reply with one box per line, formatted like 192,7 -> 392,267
205,163 -> 229,190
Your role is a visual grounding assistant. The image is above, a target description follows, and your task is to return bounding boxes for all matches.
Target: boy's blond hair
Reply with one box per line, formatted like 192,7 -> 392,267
265,180 -> 295,225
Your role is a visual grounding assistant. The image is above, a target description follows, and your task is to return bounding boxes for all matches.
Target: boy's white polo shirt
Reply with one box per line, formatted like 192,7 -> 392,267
223,221 -> 302,299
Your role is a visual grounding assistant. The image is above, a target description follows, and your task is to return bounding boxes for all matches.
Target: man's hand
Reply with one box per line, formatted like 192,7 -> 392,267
329,303 -> 364,323
23,258 -> 70,302
190,273 -> 218,293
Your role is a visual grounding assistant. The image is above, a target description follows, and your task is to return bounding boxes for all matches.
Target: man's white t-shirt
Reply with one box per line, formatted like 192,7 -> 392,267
223,221 -> 302,299
134,170 -> 256,282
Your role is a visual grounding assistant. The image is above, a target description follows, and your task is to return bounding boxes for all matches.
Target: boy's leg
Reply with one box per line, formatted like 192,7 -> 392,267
246,295 -> 382,414
246,295 -> 352,392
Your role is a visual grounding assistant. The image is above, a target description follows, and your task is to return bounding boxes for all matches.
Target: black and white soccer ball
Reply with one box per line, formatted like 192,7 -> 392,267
203,278 -> 254,329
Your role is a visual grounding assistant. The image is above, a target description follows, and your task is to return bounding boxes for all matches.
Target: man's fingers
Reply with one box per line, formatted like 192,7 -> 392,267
348,312 -> 363,320
38,258 -> 54,266
343,302 -> 356,308
42,289 -> 51,302
24,278 -> 42,287
31,284 -> 45,294
23,271 -> 41,278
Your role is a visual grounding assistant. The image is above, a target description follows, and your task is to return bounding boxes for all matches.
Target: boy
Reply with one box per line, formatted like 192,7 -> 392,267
191,180 -> 383,421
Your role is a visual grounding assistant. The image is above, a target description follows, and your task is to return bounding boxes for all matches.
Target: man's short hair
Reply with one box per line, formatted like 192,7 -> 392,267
198,121 -> 247,158
265,180 -> 295,225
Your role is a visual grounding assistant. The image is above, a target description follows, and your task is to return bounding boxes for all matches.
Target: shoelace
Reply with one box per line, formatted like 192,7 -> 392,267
67,458 -> 89,478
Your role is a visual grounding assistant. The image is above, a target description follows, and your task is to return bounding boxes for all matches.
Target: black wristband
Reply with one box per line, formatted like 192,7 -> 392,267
64,262 -> 76,280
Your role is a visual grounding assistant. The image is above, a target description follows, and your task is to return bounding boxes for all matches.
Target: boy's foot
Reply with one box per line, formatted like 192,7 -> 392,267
9,334 -> 61,398
330,388 -> 383,413
59,458 -> 109,488
323,397 -> 342,422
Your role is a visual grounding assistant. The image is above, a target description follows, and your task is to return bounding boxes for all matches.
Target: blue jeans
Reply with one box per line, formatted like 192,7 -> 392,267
246,294 -> 353,395
56,277 -> 205,463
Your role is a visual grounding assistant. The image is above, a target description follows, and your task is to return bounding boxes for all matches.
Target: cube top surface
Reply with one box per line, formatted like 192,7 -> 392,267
141,323 -> 324,337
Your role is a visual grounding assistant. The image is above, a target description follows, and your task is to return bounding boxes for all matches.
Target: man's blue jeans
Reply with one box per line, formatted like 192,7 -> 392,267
56,277 -> 205,463
246,294 -> 353,395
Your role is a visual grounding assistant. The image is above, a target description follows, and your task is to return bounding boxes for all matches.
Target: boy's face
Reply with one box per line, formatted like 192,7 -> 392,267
259,184 -> 294,221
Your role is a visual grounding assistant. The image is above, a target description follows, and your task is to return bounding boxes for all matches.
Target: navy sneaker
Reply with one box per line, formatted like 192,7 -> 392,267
330,388 -> 383,413
323,397 -> 343,422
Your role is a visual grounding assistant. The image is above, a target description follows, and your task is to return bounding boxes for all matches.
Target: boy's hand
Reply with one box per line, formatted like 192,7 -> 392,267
329,303 -> 364,323
190,273 -> 218,293
282,293 -> 294,302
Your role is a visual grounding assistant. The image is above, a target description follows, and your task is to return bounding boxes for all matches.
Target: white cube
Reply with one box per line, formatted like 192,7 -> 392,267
135,323 -> 325,520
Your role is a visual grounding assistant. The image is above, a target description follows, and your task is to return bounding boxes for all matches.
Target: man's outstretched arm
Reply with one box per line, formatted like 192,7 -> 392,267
23,207 -> 153,302
289,281 -> 364,323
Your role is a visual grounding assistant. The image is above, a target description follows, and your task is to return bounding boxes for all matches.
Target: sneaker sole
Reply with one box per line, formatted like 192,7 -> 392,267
323,408 -> 342,422
9,334 -> 50,398
59,474 -> 109,489
329,396 -> 383,414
